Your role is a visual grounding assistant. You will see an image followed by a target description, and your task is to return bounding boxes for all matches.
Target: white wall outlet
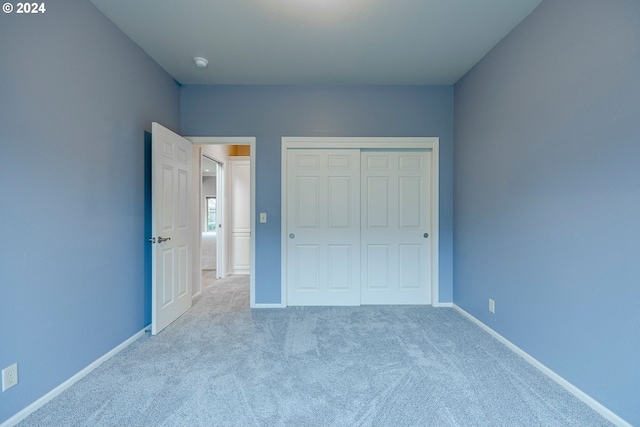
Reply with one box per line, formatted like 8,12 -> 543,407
259,212 -> 267,223
489,298 -> 495,314
2,363 -> 18,392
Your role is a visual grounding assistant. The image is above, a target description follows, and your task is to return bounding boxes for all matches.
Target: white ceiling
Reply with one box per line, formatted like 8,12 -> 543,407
202,157 -> 218,177
90,0 -> 542,86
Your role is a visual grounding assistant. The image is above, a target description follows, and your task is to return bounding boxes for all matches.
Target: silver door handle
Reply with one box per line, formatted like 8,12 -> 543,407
289,233 -> 295,239
158,236 -> 171,243
423,233 -> 429,238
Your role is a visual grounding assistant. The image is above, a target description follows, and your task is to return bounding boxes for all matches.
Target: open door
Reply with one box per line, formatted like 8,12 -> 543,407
151,122 -> 193,335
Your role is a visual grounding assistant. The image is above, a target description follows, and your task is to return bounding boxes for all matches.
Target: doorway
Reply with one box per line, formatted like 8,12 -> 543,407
187,137 -> 257,307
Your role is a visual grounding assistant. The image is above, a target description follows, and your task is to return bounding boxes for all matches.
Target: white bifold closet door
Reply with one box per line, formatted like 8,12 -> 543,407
286,149 -> 361,306
360,150 -> 431,305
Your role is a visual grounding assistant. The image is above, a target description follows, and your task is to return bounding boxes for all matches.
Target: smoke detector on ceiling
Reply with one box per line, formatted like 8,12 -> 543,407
193,57 -> 208,69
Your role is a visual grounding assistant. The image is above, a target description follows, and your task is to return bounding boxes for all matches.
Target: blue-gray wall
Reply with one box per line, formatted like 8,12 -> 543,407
3,0 -> 634,423
0,1 -> 180,422
181,85 -> 454,304
453,0 -> 640,424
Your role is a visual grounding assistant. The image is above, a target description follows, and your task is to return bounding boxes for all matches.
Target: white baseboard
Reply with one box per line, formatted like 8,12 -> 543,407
251,302 -> 453,309
452,304 -> 631,427
251,303 -> 286,308
1,327 -> 148,427
433,302 -> 453,308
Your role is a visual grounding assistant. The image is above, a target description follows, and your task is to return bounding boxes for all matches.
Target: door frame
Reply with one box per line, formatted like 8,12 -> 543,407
186,136 -> 257,307
281,137 -> 440,306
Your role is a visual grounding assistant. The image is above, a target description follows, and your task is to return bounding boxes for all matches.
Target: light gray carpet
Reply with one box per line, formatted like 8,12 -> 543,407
19,276 -> 612,426
201,231 -> 217,270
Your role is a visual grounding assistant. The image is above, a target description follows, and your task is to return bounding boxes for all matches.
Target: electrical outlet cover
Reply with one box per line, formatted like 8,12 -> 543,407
2,363 -> 18,392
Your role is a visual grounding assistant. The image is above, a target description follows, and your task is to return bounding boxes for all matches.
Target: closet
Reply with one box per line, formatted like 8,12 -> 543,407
283,138 -> 438,306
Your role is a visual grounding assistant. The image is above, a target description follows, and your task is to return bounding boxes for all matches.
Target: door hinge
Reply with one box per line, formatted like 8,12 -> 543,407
148,237 -> 156,244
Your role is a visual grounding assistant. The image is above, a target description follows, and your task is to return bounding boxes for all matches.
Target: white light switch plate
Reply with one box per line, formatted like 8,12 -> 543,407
260,213 -> 267,223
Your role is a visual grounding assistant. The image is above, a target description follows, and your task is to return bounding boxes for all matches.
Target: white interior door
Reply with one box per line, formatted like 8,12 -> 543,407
360,150 -> 431,304
201,156 -> 218,272
229,158 -> 250,274
286,149 -> 361,306
151,122 -> 193,335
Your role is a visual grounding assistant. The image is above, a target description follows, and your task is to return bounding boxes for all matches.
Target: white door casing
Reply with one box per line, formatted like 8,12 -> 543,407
151,122 -> 193,335
360,150 -> 431,304
281,137 -> 439,307
215,159 -> 224,278
286,149 -> 361,306
229,158 -> 250,274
